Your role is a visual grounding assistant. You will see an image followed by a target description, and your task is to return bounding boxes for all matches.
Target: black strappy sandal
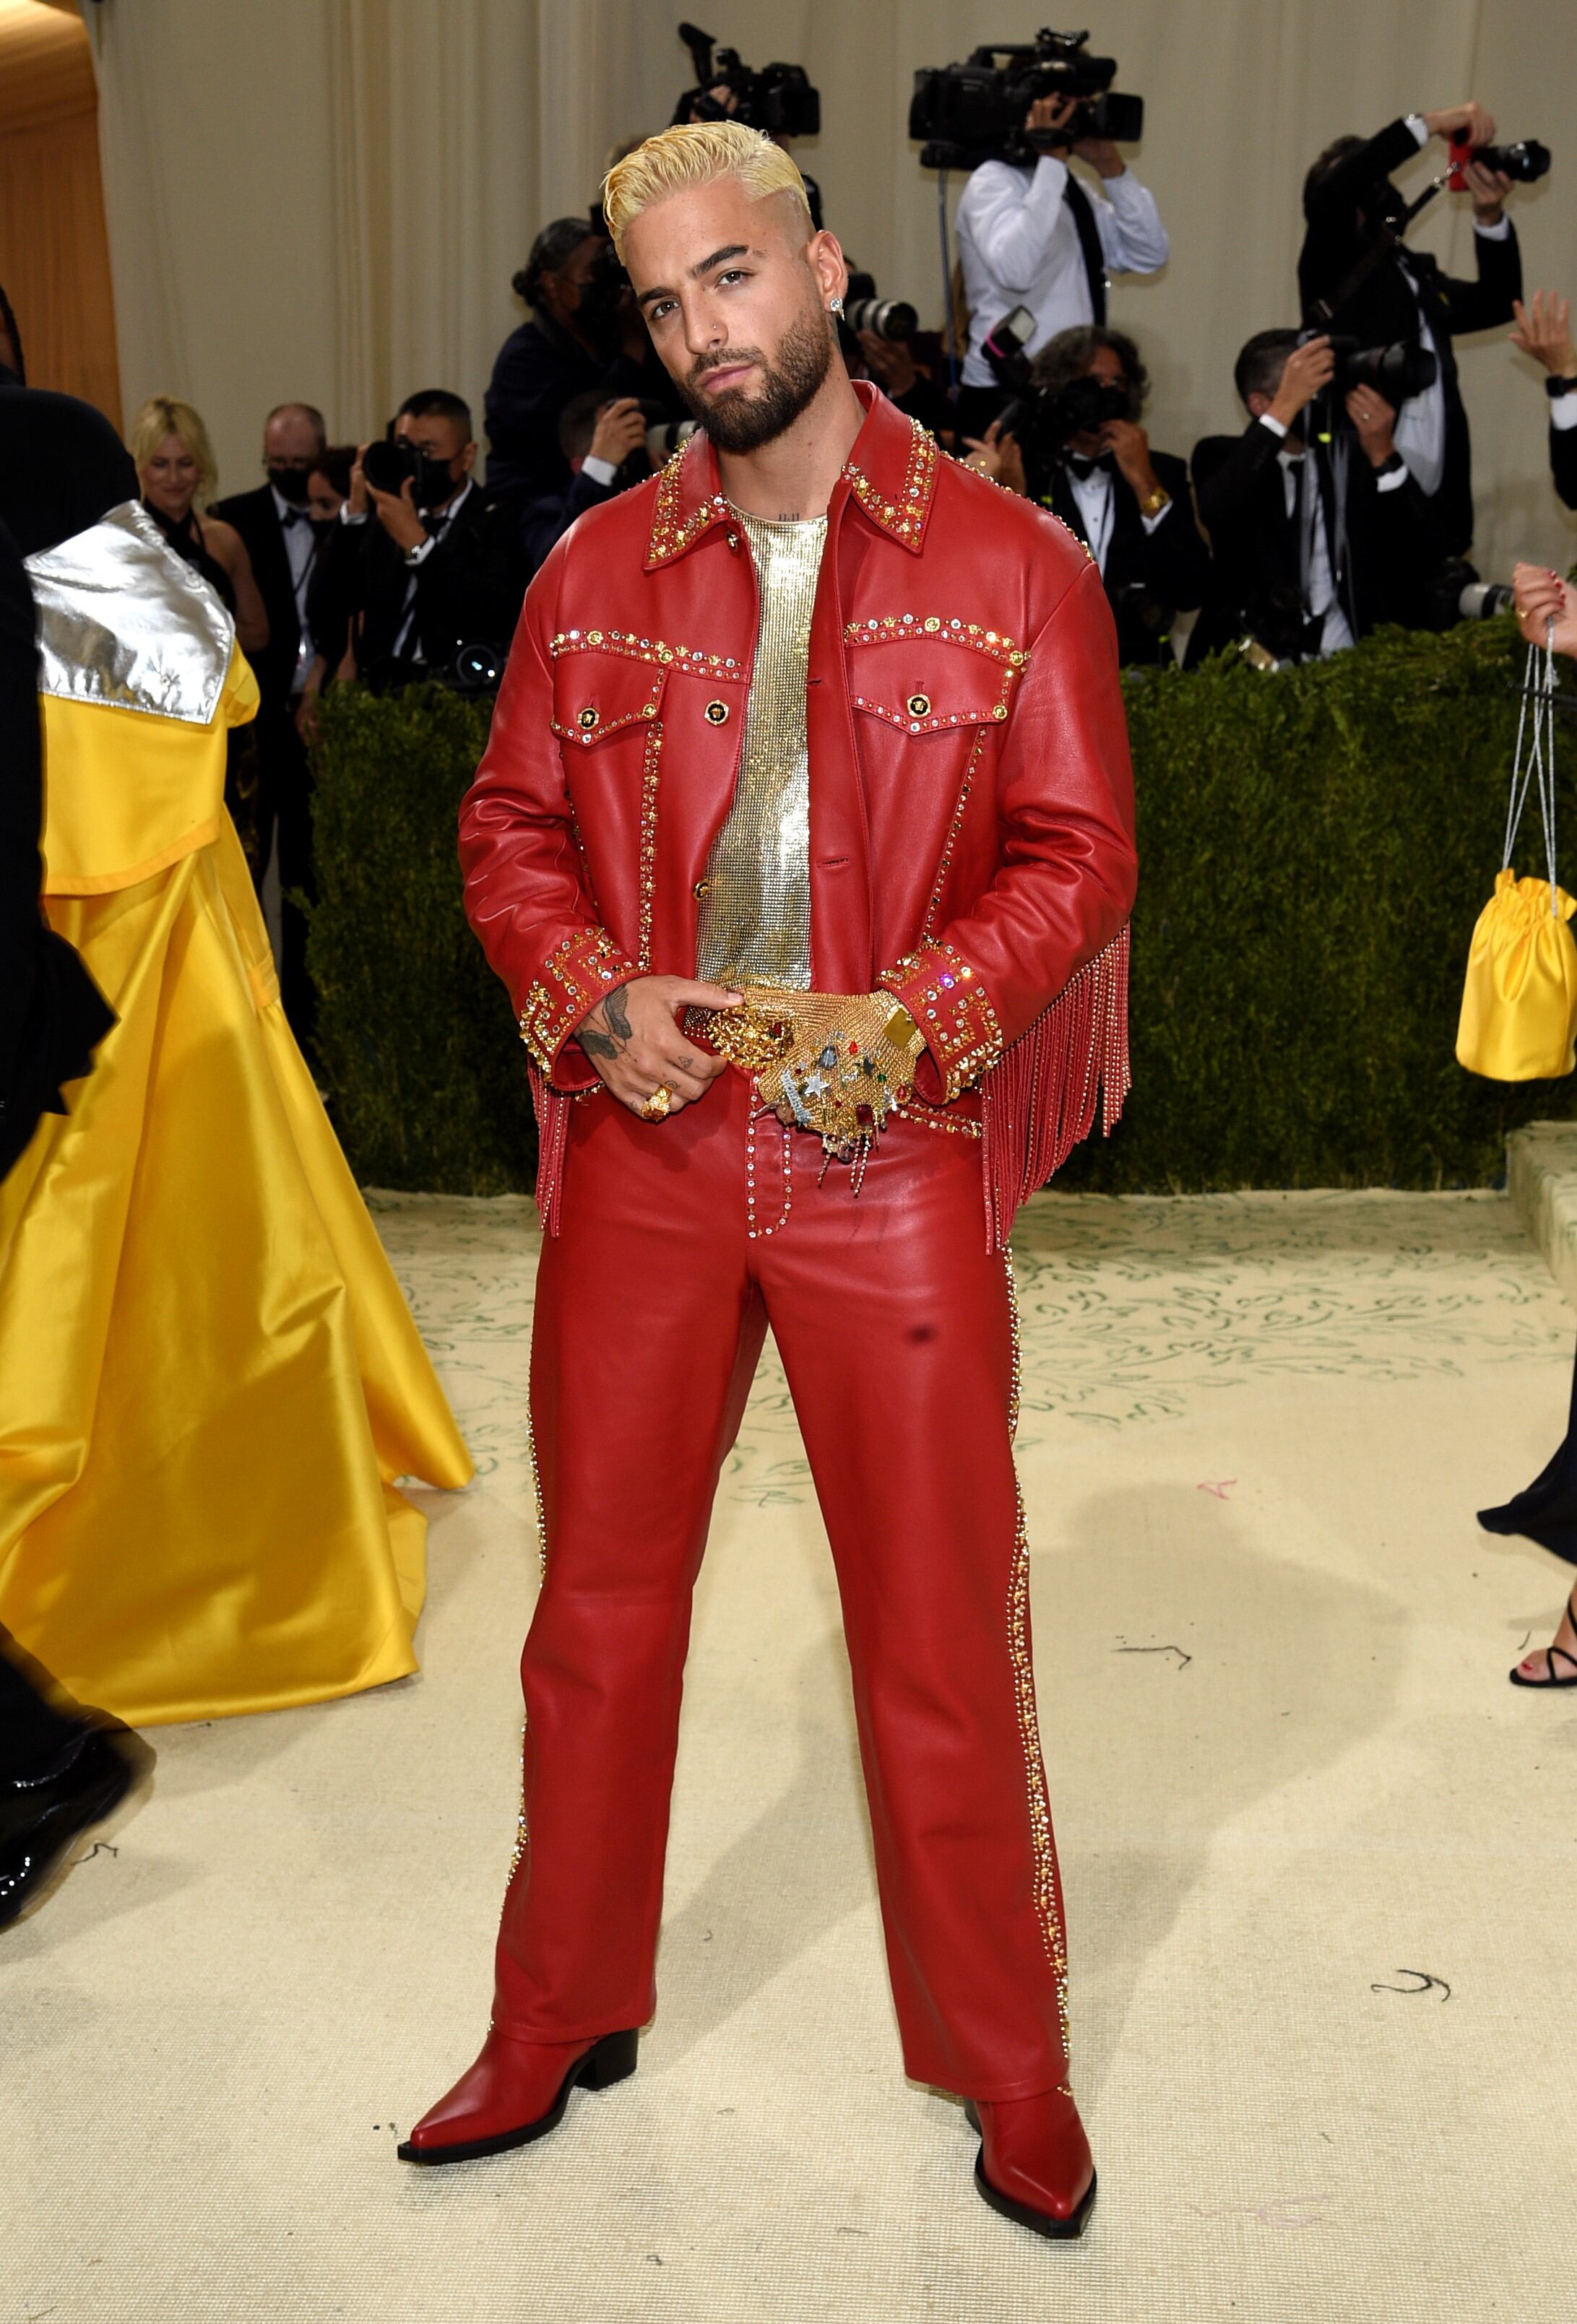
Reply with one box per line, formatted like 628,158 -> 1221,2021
1509,1592 -> 1577,1688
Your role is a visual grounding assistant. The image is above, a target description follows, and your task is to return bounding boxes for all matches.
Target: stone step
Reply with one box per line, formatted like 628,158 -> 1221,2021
1508,1120 -> 1577,1313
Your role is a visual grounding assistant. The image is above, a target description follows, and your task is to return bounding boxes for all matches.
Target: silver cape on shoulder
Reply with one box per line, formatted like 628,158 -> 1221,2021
25,499 -> 237,726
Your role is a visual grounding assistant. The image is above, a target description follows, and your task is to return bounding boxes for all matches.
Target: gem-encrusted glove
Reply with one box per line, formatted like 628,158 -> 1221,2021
691,987 -> 925,1159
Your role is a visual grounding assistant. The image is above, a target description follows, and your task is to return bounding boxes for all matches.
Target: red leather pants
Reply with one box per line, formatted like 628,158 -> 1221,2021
496,1065 -> 1072,2102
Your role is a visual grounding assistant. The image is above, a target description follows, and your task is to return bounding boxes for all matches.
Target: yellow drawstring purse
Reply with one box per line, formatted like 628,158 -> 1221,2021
1457,631 -> 1577,1082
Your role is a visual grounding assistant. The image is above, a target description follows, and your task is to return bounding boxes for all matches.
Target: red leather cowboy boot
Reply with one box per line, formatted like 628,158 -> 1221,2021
397,2025 -> 639,2164
967,2086 -> 1097,2240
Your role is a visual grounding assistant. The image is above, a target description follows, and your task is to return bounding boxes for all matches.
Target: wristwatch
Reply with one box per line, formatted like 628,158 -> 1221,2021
1139,484 -> 1171,519
1544,375 -> 1577,399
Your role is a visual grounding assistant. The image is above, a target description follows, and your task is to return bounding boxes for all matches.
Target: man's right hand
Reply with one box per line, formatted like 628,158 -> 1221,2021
1267,335 -> 1336,428
1423,101 -> 1497,149
588,396 -> 648,470
346,443 -> 372,519
1511,292 -> 1576,378
574,974 -> 742,1119
1025,93 -> 1078,143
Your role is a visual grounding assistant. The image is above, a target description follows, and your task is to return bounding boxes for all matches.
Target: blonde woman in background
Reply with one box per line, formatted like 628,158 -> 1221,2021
131,395 -> 269,661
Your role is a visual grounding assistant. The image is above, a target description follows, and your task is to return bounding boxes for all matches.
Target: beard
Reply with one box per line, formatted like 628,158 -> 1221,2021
677,305 -> 834,454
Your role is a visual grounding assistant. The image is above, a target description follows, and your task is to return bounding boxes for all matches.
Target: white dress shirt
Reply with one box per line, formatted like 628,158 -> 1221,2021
271,482 -> 317,689
1258,410 -> 1409,658
956,155 -> 1169,389
1063,460 -> 1170,576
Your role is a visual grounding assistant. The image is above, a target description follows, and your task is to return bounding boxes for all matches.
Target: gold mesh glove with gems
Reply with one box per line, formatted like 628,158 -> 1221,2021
692,987 -> 926,1160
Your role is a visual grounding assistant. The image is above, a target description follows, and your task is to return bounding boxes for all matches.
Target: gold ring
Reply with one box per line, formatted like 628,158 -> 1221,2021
640,1084 -> 673,1122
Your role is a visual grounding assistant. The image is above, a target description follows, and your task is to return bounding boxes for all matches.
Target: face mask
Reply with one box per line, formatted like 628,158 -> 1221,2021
414,449 -> 459,506
269,464 -> 312,505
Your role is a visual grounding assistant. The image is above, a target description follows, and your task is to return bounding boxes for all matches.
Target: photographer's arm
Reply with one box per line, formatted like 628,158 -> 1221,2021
1087,164 -> 1169,276
1193,421 -> 1286,537
1303,118 -> 1430,225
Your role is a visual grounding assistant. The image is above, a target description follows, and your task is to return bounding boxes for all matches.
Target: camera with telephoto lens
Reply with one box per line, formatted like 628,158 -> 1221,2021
994,374 -> 1133,500
672,22 -> 820,137
645,413 -> 700,464
1446,132 -> 1551,191
1422,557 -> 1516,630
1295,326 -> 1438,413
842,271 -> 917,343
910,27 -> 1144,173
361,435 -> 456,506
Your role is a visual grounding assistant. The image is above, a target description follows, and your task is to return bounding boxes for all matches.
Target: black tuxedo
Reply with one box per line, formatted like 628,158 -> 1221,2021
520,464 -> 622,581
484,313 -> 678,505
1191,417 -> 1441,659
1040,448 -> 1210,665
212,479 -> 322,1042
212,482 -> 310,710
344,483 -> 522,685
1552,414 -> 1577,513
1298,117 -> 1522,555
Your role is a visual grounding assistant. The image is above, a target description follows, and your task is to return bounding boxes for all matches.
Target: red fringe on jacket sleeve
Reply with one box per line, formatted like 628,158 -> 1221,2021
529,1067 -> 573,1237
980,924 -> 1131,1252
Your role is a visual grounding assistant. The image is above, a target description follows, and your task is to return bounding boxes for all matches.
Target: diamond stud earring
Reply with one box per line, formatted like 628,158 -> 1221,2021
829,296 -> 844,315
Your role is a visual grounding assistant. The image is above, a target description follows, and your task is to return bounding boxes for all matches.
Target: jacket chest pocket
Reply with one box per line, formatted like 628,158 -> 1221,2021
844,618 -> 1024,745
551,649 -> 669,755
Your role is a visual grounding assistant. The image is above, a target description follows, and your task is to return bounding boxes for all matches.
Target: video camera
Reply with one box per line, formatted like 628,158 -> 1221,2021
909,27 -> 1144,173
672,21 -> 820,138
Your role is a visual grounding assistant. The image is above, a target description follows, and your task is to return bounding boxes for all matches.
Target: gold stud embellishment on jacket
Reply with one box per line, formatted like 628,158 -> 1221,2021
704,698 -> 730,725
906,693 -> 930,719
577,705 -> 598,730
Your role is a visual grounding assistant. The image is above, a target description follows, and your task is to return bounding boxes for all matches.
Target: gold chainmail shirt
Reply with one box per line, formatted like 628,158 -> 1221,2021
694,508 -> 827,989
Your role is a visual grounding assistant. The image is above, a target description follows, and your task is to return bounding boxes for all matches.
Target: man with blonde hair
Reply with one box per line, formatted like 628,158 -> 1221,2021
410,118 -> 1136,2243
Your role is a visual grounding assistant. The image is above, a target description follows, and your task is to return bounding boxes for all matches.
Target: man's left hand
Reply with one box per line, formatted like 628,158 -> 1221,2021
858,329 -> 918,399
1098,417 -> 1159,499
369,476 -> 427,555
1461,158 -> 1513,223
1071,136 -> 1125,179
1344,386 -> 1397,466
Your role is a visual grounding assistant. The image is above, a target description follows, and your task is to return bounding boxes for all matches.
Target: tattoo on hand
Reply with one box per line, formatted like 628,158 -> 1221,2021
579,982 -> 633,1062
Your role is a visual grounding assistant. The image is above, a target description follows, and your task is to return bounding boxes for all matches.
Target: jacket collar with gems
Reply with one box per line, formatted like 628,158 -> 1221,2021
644,378 -> 938,571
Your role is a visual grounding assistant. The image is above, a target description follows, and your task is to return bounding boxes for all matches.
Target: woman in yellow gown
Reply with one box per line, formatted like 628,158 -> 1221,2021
0,495 -> 472,1725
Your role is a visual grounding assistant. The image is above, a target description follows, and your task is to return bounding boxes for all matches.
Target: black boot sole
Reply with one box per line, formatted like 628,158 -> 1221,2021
974,2154 -> 1097,2240
962,2100 -> 1097,2240
397,2027 -> 639,2165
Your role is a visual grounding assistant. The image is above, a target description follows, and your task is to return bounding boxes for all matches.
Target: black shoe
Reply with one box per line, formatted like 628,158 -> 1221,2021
0,1724 -> 155,1932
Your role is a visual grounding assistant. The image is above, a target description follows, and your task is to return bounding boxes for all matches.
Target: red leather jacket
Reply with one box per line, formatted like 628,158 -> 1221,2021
460,382 -> 1137,1244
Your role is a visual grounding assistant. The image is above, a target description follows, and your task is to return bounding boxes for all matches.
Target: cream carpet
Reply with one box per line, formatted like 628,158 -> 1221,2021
7,1187 -> 1577,2323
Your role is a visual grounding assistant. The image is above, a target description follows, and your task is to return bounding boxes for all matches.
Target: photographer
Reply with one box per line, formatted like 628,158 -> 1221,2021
338,389 -> 520,690
955,92 -> 1167,441
1510,290 -> 1577,511
1191,329 -> 1443,662
519,390 -> 648,579
1300,103 -> 1524,555
971,325 -> 1206,667
483,220 -> 665,509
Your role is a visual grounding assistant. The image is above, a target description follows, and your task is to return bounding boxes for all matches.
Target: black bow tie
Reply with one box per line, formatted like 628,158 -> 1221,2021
1065,453 -> 1115,483
280,504 -> 311,526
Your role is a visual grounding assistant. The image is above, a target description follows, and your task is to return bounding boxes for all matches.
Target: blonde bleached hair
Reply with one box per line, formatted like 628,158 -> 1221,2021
131,395 -> 219,506
602,121 -> 813,262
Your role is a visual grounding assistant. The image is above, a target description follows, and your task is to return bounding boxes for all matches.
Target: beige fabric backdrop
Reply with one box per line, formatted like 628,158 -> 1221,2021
82,0 -> 1573,574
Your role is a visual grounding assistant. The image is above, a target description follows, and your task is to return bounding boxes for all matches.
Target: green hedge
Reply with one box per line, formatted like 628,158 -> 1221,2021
307,621 -> 1571,1196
